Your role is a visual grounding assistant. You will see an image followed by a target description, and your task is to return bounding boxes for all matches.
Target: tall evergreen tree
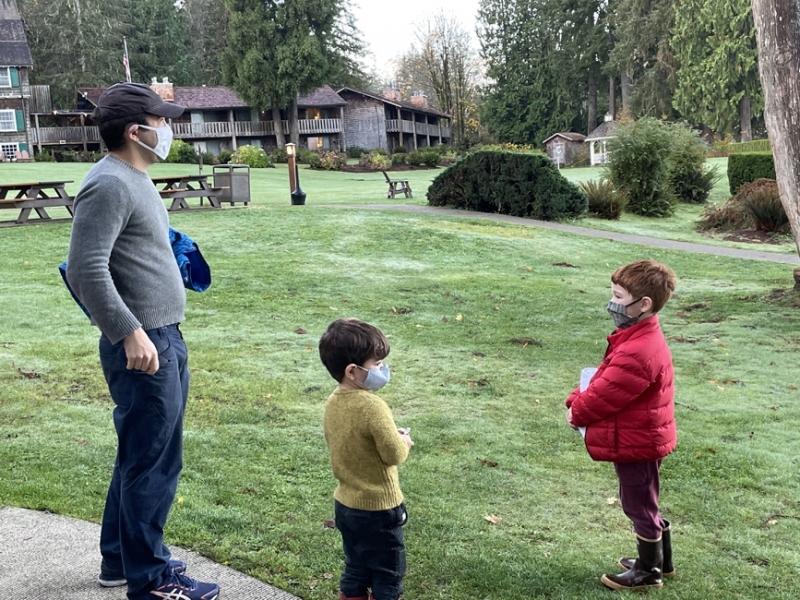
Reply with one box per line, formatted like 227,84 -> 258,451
672,0 -> 762,140
222,0 -> 363,146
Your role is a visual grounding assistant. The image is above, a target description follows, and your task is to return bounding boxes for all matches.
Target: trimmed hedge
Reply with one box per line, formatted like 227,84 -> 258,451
728,152 -> 775,194
427,150 -> 586,220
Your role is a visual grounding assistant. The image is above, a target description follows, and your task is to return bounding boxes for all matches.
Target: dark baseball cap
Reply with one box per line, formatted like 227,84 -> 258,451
95,82 -> 185,122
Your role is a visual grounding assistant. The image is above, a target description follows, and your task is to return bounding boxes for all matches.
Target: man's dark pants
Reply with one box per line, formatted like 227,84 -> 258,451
98,325 -> 188,598
615,459 -> 664,540
335,500 -> 407,600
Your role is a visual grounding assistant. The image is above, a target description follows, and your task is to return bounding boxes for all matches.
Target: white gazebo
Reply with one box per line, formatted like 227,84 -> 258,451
586,114 -> 619,166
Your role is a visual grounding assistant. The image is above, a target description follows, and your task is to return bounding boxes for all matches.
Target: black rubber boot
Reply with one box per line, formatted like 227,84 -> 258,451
601,537 -> 664,591
619,520 -> 674,577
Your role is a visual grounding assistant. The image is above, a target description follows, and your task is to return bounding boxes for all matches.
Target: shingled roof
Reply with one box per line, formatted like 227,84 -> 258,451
298,85 -> 346,107
542,132 -> 587,144
337,87 -> 451,118
586,120 -> 619,141
0,0 -> 33,66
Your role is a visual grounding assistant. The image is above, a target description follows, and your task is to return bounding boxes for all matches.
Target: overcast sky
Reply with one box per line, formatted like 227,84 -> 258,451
349,0 -> 482,81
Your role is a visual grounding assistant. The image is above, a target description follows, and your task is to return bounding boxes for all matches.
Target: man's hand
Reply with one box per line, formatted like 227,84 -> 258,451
566,407 -> 577,430
123,328 -> 159,374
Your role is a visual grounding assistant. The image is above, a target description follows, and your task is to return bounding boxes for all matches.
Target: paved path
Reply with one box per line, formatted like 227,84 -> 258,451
335,204 -> 800,265
0,506 -> 300,600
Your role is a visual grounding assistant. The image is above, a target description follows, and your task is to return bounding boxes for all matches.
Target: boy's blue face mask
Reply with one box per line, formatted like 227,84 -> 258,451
357,364 -> 391,391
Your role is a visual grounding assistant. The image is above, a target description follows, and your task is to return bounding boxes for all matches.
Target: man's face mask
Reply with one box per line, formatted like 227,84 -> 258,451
134,124 -> 173,161
357,364 -> 391,391
607,298 -> 643,330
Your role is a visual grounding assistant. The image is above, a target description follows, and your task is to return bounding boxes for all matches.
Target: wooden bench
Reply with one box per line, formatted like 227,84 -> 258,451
159,188 -> 188,196
382,171 -> 412,199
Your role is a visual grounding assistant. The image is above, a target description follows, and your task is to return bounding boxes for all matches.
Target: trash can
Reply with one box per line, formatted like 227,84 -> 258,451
212,164 -> 251,206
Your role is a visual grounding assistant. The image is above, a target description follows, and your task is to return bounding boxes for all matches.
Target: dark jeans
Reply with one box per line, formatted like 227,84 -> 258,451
335,500 -> 407,600
98,325 -> 189,599
615,459 -> 663,540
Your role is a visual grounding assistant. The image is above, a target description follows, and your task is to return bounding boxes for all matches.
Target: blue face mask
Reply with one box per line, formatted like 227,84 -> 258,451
357,364 -> 391,391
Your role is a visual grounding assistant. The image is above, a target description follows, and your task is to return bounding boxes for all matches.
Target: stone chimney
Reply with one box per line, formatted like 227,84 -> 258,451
381,86 -> 402,103
410,91 -> 428,108
150,76 -> 175,102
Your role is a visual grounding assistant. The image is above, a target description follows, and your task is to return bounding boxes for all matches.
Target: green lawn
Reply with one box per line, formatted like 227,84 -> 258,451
1,198 -> 799,599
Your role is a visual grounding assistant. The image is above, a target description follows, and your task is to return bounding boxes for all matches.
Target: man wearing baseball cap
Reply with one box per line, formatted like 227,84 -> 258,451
67,83 -> 220,600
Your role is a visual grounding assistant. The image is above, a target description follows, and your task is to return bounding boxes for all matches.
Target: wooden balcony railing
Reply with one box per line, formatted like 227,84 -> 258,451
30,126 -> 101,144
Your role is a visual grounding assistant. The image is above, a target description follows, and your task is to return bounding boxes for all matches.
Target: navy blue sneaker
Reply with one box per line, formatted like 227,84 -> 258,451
149,571 -> 219,600
97,558 -> 188,588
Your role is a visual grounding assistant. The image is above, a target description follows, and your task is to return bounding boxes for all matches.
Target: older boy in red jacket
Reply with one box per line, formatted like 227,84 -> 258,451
566,260 -> 678,591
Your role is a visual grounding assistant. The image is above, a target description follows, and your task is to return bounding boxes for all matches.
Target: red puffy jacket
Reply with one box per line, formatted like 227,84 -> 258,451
566,316 -> 677,463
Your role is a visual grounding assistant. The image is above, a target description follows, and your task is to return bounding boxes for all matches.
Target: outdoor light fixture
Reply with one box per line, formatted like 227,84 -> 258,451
285,143 -> 306,205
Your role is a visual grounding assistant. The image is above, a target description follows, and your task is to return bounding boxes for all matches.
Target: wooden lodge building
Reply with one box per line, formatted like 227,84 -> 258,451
0,0 -> 34,161
27,79 -> 452,156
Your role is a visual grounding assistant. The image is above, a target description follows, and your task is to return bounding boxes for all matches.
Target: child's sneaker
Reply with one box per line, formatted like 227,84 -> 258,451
150,571 -> 219,600
97,558 -> 188,588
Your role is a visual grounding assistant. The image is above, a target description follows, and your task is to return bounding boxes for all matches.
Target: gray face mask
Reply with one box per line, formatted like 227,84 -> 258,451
607,298 -> 643,329
357,364 -> 391,391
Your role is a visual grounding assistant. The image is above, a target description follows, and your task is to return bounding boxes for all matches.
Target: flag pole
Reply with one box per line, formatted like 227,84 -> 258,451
123,37 -> 132,83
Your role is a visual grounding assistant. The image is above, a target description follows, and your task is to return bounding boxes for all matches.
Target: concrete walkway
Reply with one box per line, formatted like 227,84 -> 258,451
337,204 -> 800,265
0,506 -> 300,600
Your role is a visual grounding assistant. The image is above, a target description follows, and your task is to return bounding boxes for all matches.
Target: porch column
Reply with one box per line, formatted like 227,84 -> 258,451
340,106 -> 346,151
413,113 -> 418,150
438,119 -> 442,145
398,110 -> 404,148
81,114 -> 87,152
34,113 -> 41,154
426,117 -> 431,147
229,110 -> 237,150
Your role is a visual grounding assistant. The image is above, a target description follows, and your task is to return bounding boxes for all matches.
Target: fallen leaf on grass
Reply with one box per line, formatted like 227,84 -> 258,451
468,378 -> 490,387
682,302 -> 708,312
477,457 -> 498,467
484,514 -> 502,524
322,519 -> 336,529
606,498 -> 617,505
322,573 -> 333,580
13,364 -> 41,379
552,262 -> 579,268
668,336 -> 699,343
767,519 -> 778,526
469,351 -> 486,357
506,338 -> 544,347
456,314 -> 463,321
294,328 -> 307,334
392,307 -> 413,314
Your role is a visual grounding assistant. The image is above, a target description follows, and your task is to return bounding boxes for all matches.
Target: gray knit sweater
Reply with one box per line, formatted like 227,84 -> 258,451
67,155 -> 185,344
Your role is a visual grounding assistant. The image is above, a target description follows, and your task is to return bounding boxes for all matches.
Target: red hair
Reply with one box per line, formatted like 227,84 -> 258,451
612,260 -> 677,313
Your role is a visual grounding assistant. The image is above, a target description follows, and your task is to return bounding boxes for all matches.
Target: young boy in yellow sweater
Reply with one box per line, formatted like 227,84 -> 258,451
319,318 -> 414,600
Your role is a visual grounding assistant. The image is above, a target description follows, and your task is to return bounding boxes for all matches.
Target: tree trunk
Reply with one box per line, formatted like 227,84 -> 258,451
609,75 -> 616,120
587,74 -> 597,135
289,97 -> 300,147
272,106 -> 286,148
752,0 -> 800,258
739,91 -> 752,142
620,70 -> 632,113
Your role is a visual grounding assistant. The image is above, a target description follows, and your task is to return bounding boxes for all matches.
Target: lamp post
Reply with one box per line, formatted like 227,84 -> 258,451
285,142 -> 306,205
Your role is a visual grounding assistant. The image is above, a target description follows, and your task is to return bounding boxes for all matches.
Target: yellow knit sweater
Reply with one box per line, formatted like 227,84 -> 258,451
323,388 -> 409,511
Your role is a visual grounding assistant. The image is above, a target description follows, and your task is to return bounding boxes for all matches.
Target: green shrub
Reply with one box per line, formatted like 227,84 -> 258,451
728,152 -> 775,194
696,178 -> 786,232
391,153 -> 407,166
666,122 -> 711,203
358,151 -> 391,170
297,148 -> 317,164
672,166 -> 721,204
371,147 -> 388,156
313,151 -> 347,171
738,179 -> 788,232
346,146 -> 368,159
606,117 -> 675,217
34,150 -> 56,162
217,150 -> 233,164
166,139 -> 198,163
270,148 -> 288,163
580,179 -> 627,219
406,150 -> 423,166
199,151 -> 215,165
407,149 -> 440,167
427,149 -> 587,221
231,145 -> 272,168
392,146 -> 407,154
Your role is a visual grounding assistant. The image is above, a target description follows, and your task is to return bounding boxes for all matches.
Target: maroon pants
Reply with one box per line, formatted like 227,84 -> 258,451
614,460 -> 664,540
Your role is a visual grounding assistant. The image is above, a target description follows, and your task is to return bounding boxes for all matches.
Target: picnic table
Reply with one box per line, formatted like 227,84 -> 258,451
150,174 -> 228,211
0,180 -> 74,227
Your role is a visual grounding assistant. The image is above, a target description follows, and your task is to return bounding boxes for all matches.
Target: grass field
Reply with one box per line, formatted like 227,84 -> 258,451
1,159 -> 799,599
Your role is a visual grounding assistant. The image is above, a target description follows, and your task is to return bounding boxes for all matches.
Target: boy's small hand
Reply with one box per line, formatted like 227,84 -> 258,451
566,407 -> 577,429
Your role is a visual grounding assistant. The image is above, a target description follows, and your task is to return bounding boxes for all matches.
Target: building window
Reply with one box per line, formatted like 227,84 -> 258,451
0,110 -> 15,131
1,143 -> 19,160
0,67 -> 10,87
